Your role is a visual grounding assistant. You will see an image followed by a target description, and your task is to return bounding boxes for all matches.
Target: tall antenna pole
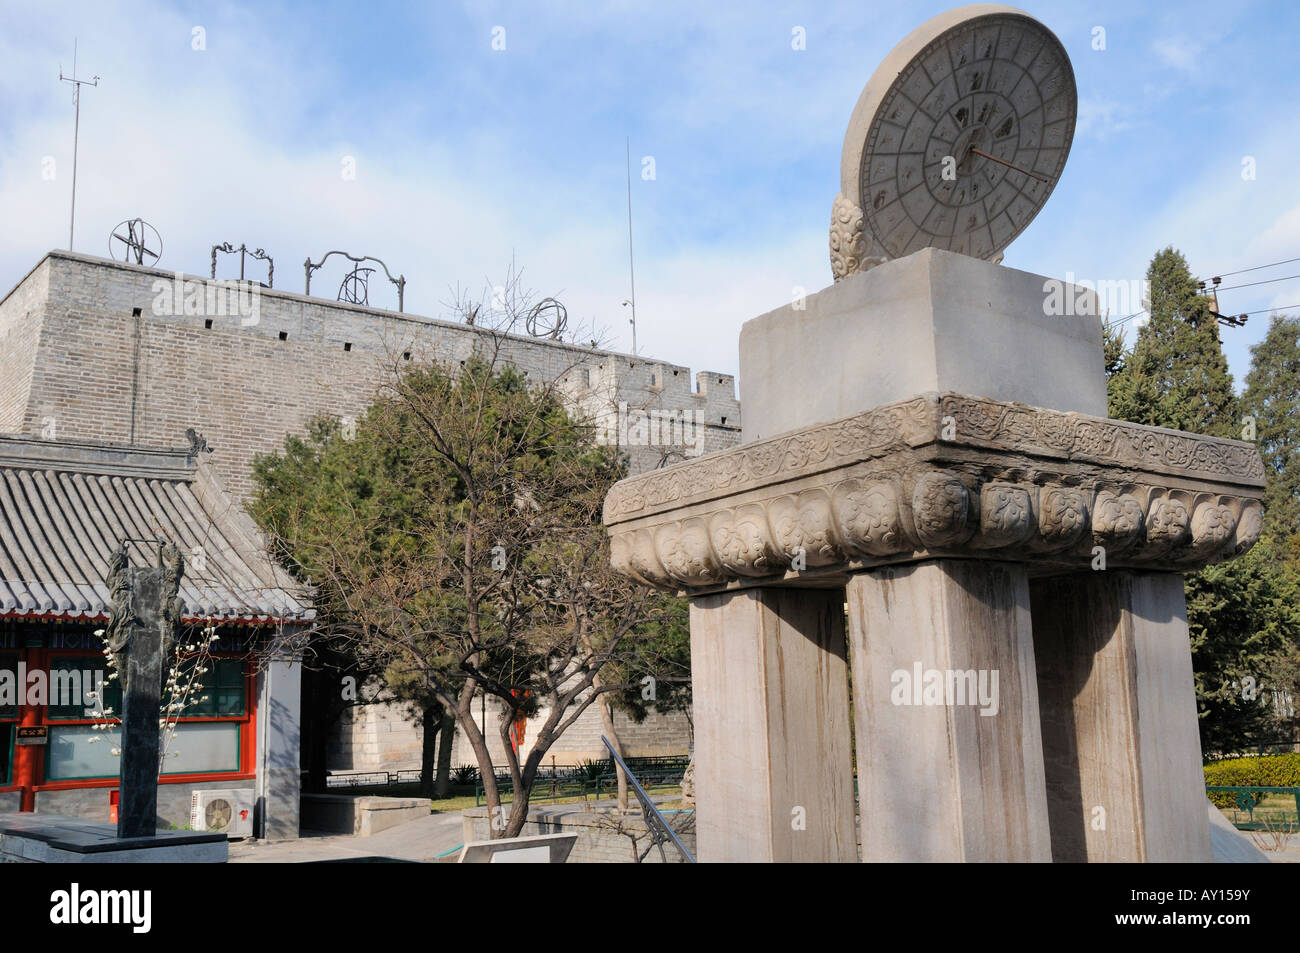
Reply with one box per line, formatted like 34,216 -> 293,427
59,39 -> 99,252
625,137 -> 638,356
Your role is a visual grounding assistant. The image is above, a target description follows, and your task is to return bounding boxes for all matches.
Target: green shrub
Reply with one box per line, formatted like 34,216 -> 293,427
1204,753 -> 1300,808
452,764 -> 479,786
575,758 -> 611,783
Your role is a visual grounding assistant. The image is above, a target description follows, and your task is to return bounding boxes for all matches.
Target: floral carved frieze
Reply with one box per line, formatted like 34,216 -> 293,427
604,394 -> 935,522
935,394 -> 1265,482
604,393 -> 1267,593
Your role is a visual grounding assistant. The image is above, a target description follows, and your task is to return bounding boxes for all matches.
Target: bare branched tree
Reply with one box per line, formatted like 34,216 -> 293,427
251,270 -> 681,836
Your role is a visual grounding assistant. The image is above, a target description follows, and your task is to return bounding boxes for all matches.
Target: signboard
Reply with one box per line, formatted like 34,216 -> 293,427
15,726 -> 48,746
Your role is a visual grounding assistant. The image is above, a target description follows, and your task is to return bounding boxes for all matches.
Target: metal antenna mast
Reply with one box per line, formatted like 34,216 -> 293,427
624,137 -> 638,356
59,39 -> 99,252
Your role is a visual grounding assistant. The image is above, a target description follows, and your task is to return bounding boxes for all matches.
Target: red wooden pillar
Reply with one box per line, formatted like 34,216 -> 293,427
13,646 -> 46,811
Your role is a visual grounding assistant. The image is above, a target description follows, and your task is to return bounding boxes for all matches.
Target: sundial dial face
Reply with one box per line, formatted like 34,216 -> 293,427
831,5 -> 1076,279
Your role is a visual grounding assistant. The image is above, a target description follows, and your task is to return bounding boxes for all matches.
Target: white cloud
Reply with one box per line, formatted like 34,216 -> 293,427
1075,97 -> 1138,141
1151,35 -> 1205,72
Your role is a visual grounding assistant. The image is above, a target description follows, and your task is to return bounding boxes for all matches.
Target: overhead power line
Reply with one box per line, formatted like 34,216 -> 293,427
1214,272 -> 1300,293
1234,302 -> 1300,317
1196,255 -> 1300,284
1106,310 -> 1146,327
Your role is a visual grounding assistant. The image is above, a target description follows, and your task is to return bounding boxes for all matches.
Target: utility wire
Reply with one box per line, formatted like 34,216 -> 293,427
1234,302 -> 1300,317
1103,257 -> 1300,335
1196,255 -> 1300,284
1214,272 -> 1300,293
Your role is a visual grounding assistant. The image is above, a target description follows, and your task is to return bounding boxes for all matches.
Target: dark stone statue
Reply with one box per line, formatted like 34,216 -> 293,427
104,542 -> 185,838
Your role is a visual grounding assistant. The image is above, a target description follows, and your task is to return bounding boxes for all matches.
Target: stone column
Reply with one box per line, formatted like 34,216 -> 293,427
689,587 -> 857,862
1030,571 -> 1212,862
847,560 -> 1052,861
256,651 -> 303,840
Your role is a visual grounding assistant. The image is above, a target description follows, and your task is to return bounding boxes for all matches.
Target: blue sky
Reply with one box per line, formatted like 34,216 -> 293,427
2,0 -> 1298,397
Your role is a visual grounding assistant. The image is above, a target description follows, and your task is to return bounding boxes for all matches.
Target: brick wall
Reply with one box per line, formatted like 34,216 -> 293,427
0,258 -> 50,433
330,688 -> 691,773
35,779 -> 252,832
2,252 -> 741,499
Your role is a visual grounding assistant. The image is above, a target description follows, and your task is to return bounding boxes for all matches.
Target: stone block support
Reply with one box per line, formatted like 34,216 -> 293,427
847,560 -> 1052,862
689,587 -> 857,862
1029,572 -> 1211,862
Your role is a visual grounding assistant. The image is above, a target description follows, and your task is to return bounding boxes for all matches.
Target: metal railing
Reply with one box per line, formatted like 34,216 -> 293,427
1205,737 -> 1300,760
321,756 -> 691,803
473,755 -> 690,806
1206,785 -> 1300,830
602,736 -> 695,863
323,769 -> 422,790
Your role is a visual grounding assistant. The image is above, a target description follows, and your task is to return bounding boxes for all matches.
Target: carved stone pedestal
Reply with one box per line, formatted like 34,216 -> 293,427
604,392 -> 1264,862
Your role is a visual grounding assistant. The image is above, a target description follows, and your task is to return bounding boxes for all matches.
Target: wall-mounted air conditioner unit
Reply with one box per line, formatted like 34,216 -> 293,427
190,789 -> 254,838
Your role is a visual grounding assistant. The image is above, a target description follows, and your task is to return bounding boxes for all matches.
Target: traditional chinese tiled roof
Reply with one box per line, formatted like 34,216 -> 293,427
0,435 -> 312,623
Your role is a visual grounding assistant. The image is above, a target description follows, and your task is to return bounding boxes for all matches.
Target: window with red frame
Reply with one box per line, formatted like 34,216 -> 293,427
43,654 -> 248,781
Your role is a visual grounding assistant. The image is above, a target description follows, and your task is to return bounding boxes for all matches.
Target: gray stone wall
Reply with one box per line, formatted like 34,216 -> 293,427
300,793 -> 426,836
0,258 -> 50,433
462,806 -> 695,863
35,779 -> 253,832
1,252 -> 741,499
517,703 -> 691,765
330,692 -> 691,773
330,695 -> 424,772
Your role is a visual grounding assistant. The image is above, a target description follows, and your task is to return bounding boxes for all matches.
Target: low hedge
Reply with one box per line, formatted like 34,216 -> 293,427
1204,752 -> 1300,808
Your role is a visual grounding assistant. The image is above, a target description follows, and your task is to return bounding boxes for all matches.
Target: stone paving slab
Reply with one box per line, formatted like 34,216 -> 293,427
229,811 -> 464,863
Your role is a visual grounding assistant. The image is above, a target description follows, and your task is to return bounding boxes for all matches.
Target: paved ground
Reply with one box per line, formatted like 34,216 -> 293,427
229,811 -> 466,863
229,794 -> 667,862
1210,802 -> 1295,863
231,800 -> 1294,863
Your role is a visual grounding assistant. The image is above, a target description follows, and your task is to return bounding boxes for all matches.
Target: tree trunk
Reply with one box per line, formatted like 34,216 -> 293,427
593,675 -> 629,811
457,697 -> 503,838
419,702 -> 439,798
434,710 -> 455,798
499,705 -> 533,837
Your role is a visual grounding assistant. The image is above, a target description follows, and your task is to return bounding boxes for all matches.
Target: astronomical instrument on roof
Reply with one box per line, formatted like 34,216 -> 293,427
526,297 -> 568,340
109,218 -> 163,267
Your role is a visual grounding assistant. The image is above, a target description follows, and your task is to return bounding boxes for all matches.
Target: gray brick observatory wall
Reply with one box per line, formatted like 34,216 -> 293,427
0,253 -> 742,498
330,688 -> 693,772
0,258 -> 50,434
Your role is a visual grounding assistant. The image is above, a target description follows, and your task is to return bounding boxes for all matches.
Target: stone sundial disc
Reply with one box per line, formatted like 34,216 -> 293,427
830,4 -> 1077,281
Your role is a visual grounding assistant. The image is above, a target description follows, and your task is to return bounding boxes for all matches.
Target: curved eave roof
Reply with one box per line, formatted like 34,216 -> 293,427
0,436 -> 314,624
